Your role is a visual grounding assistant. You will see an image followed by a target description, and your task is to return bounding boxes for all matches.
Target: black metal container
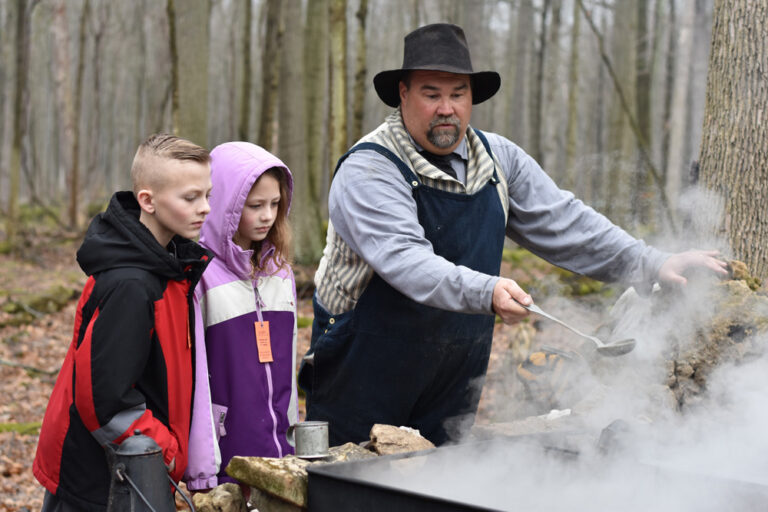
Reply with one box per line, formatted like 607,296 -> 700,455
106,430 -> 176,512
307,436 -> 768,511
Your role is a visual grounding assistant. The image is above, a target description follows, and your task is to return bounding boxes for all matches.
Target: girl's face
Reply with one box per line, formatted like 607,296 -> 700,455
234,172 -> 281,250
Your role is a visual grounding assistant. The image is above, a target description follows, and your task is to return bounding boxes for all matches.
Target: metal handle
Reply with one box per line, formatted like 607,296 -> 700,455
167,473 -> 196,512
115,465 -> 159,512
520,302 -> 600,345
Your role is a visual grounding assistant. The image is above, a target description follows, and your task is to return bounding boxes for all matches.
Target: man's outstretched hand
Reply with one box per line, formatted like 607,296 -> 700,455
658,250 -> 729,286
492,277 -> 532,324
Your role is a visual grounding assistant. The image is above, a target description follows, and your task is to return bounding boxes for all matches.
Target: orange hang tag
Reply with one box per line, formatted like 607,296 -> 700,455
254,321 -> 273,363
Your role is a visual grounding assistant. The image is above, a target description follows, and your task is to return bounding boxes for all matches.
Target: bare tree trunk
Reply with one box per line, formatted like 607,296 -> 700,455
304,0 -> 329,214
135,0 -> 148,147
542,0 -> 562,177
6,0 -> 37,246
174,0 -> 210,146
604,0 -> 635,225
687,0 -> 713,170
648,0 -> 666,172
507,0 -> 533,148
564,0 -> 581,190
633,0 -> 652,226
68,0 -> 89,228
167,0 -> 179,136
279,0 -> 320,264
0,2 -> 11,178
351,0 -> 368,143
699,0 -> 768,277
86,0 -> 108,200
53,1 -> 75,220
590,7 -> 608,207
328,0 -> 348,170
660,0 -> 675,179
529,0 -> 550,165
258,0 -> 281,151
459,0 -> 492,129
666,0 -> 695,212
238,0 -> 252,140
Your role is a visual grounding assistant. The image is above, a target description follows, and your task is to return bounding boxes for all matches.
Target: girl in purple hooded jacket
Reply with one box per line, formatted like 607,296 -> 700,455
184,142 -> 299,489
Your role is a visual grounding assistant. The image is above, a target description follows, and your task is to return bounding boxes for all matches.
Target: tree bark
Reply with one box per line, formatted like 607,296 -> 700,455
633,0 -> 652,226
660,0 -> 676,179
69,0 -> 89,228
174,0 -> 210,146
699,0 -> 768,277
542,0 -> 562,178
328,0 -> 348,170
564,0 -> 581,190
304,0 -> 329,213
278,0 -> 320,264
53,1 -> 75,220
529,0 -> 550,166
238,0 -> 252,140
351,0 -> 368,143
507,0 -> 532,148
258,0 -> 281,151
6,0 -> 37,246
604,0 -> 635,225
167,0 -> 179,136
666,0 -> 695,213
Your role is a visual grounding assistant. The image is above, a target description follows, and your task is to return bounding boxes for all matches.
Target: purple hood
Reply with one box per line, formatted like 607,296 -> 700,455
200,142 -> 293,279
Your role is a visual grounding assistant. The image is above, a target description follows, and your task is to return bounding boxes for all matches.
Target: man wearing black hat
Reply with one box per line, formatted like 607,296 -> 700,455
299,23 -> 726,446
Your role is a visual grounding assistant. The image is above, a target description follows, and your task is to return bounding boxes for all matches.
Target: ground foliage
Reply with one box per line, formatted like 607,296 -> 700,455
0,235 -> 608,511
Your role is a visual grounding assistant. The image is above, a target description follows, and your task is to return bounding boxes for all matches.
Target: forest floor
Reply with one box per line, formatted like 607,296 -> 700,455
0,235 -> 604,511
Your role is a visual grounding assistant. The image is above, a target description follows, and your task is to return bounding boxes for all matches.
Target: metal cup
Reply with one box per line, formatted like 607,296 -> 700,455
286,421 -> 329,459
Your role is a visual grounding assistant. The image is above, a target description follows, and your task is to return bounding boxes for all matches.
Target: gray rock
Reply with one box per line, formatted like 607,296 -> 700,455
366,424 -> 436,455
248,487 -> 304,512
225,442 -> 376,508
191,483 -> 248,512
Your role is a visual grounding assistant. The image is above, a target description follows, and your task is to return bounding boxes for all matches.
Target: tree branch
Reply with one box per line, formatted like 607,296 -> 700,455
576,0 -> 678,234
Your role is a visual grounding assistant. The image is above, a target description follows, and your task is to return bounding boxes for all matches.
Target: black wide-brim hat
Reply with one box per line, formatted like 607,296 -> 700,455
373,23 -> 501,108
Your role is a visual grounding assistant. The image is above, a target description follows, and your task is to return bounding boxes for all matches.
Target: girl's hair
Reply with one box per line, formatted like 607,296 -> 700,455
249,167 -> 292,275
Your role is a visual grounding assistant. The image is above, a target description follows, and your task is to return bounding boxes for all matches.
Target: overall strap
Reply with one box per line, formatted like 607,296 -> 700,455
334,142 -> 421,191
472,128 -> 501,186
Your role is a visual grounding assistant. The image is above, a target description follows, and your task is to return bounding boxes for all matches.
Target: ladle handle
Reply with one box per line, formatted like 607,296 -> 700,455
519,302 -> 599,344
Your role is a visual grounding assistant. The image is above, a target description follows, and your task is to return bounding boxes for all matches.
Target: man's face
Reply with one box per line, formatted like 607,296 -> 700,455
142,159 -> 212,246
399,70 -> 472,155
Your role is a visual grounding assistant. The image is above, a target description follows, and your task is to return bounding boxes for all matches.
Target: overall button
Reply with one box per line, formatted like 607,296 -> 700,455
329,318 -> 336,325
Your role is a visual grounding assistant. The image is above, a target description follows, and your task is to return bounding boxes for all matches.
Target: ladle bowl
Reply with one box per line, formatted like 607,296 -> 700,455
520,302 -> 636,357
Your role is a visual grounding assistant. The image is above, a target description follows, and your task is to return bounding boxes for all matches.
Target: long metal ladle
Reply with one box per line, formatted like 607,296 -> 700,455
519,301 -> 636,357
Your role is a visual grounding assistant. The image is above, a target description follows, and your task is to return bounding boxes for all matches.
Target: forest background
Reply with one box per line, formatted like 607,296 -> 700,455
3,0 -> 765,271
1,0 -> 767,510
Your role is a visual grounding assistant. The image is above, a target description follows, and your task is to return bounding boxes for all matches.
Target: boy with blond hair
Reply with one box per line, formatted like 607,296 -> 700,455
34,134 -> 214,511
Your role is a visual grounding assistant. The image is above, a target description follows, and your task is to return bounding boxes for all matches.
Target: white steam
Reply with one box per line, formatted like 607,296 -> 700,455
331,186 -> 768,510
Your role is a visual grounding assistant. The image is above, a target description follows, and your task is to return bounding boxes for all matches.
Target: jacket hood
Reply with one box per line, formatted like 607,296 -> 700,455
77,191 -> 211,282
199,142 -> 293,278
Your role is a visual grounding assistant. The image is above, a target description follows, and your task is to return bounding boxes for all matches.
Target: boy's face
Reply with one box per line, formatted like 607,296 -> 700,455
138,159 -> 212,246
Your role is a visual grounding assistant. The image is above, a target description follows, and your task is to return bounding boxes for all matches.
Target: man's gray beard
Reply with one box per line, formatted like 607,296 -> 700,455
427,126 -> 460,148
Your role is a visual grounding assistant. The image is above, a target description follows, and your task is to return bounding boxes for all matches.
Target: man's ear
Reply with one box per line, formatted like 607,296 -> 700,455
136,189 -> 155,214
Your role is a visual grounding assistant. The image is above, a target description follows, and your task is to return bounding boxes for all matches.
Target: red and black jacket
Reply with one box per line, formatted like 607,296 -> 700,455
33,192 -> 212,511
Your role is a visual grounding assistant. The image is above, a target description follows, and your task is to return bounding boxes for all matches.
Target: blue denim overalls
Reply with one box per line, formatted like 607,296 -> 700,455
300,130 -> 506,446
